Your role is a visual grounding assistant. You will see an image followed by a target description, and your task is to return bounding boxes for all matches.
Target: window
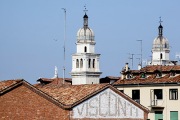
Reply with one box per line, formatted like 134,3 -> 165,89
93,59 -> 95,68
119,90 -> 124,93
88,59 -> 91,68
84,46 -> 87,52
76,59 -> 79,68
169,89 -> 178,100
132,90 -> 140,103
170,111 -> 178,120
154,89 -> 163,99
170,72 -> 176,77
155,111 -> 163,120
80,59 -> 83,68
160,53 -> 163,59
140,73 -> 146,78
156,72 -> 162,78
126,74 -> 133,79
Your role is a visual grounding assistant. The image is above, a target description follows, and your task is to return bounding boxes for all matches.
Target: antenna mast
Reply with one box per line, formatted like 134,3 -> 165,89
137,40 -> 143,67
62,8 -> 66,84
128,53 -> 134,69
159,17 -> 163,66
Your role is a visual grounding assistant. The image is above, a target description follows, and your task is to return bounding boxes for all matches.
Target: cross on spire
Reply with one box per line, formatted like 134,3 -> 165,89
159,17 -> 163,24
84,5 -> 88,14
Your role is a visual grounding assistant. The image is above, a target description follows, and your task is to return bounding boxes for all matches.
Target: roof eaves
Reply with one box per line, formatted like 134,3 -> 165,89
70,84 -> 110,108
0,79 -> 23,95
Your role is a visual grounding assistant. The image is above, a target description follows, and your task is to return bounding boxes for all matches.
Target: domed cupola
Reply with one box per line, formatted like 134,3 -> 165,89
149,18 -> 173,66
77,13 -> 95,42
152,23 -> 170,52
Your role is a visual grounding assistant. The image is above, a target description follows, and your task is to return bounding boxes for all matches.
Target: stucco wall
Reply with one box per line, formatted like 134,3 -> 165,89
117,85 -> 180,120
72,88 -> 147,120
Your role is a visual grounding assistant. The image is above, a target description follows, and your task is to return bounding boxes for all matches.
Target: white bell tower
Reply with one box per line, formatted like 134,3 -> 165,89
71,10 -> 102,85
149,18 -> 174,65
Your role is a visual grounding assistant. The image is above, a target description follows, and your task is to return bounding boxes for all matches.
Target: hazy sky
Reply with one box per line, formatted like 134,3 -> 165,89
0,0 -> 180,83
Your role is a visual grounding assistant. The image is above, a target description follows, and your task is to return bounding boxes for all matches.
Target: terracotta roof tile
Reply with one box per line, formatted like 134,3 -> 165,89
39,84 -> 108,106
114,74 -> 180,85
140,65 -> 178,72
0,79 -> 22,91
37,77 -> 71,86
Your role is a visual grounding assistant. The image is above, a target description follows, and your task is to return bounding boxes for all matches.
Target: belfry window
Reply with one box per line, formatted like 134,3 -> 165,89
84,46 -> 87,52
88,59 -> 91,68
80,59 -> 83,68
93,59 -> 95,68
160,53 -> 163,59
76,59 -> 79,68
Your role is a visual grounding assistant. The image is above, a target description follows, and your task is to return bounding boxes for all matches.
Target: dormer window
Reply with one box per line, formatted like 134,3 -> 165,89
156,72 -> 162,78
126,74 -> 133,79
140,73 -> 146,79
170,72 -> 176,77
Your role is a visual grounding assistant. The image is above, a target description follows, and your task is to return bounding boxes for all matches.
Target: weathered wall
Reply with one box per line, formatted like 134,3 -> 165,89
72,88 -> 147,120
0,85 -> 69,120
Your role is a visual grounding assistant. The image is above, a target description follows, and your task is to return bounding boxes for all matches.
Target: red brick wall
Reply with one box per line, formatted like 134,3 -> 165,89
0,85 -> 69,120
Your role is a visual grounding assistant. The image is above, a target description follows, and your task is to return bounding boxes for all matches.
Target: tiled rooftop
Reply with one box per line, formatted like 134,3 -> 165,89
38,83 -> 108,106
139,65 -> 180,72
37,77 -> 72,86
0,79 -> 22,91
114,74 -> 180,85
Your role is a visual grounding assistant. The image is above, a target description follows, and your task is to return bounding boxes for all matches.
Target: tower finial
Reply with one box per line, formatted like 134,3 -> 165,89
84,5 -> 88,14
158,16 -> 163,36
159,16 -> 163,25
83,5 -> 88,28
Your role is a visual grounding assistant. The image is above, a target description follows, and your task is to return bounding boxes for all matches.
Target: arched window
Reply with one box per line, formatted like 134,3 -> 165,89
160,53 -> 163,59
80,59 -> 83,68
93,59 -> 95,68
76,59 -> 79,68
88,59 -> 91,68
84,46 -> 87,52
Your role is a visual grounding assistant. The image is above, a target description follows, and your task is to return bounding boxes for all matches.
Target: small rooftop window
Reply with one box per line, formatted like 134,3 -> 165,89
140,73 -> 146,79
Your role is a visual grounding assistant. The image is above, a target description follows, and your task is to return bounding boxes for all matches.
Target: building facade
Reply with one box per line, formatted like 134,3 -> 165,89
116,64 -> 180,120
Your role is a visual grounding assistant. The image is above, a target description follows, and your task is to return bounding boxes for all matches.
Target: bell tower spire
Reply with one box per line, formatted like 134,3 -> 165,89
83,5 -> 88,29
158,17 -> 163,37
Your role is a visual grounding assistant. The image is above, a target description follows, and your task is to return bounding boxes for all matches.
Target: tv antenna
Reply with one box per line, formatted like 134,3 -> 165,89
137,40 -> 143,67
128,53 -> 134,69
62,8 -> 66,84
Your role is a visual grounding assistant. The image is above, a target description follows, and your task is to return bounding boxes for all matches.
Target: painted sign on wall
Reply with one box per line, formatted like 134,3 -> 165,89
73,88 -> 144,118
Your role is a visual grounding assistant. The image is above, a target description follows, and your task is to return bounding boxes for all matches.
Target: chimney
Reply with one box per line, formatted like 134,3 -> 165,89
125,63 -> 129,72
138,64 -> 142,70
53,66 -> 58,78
